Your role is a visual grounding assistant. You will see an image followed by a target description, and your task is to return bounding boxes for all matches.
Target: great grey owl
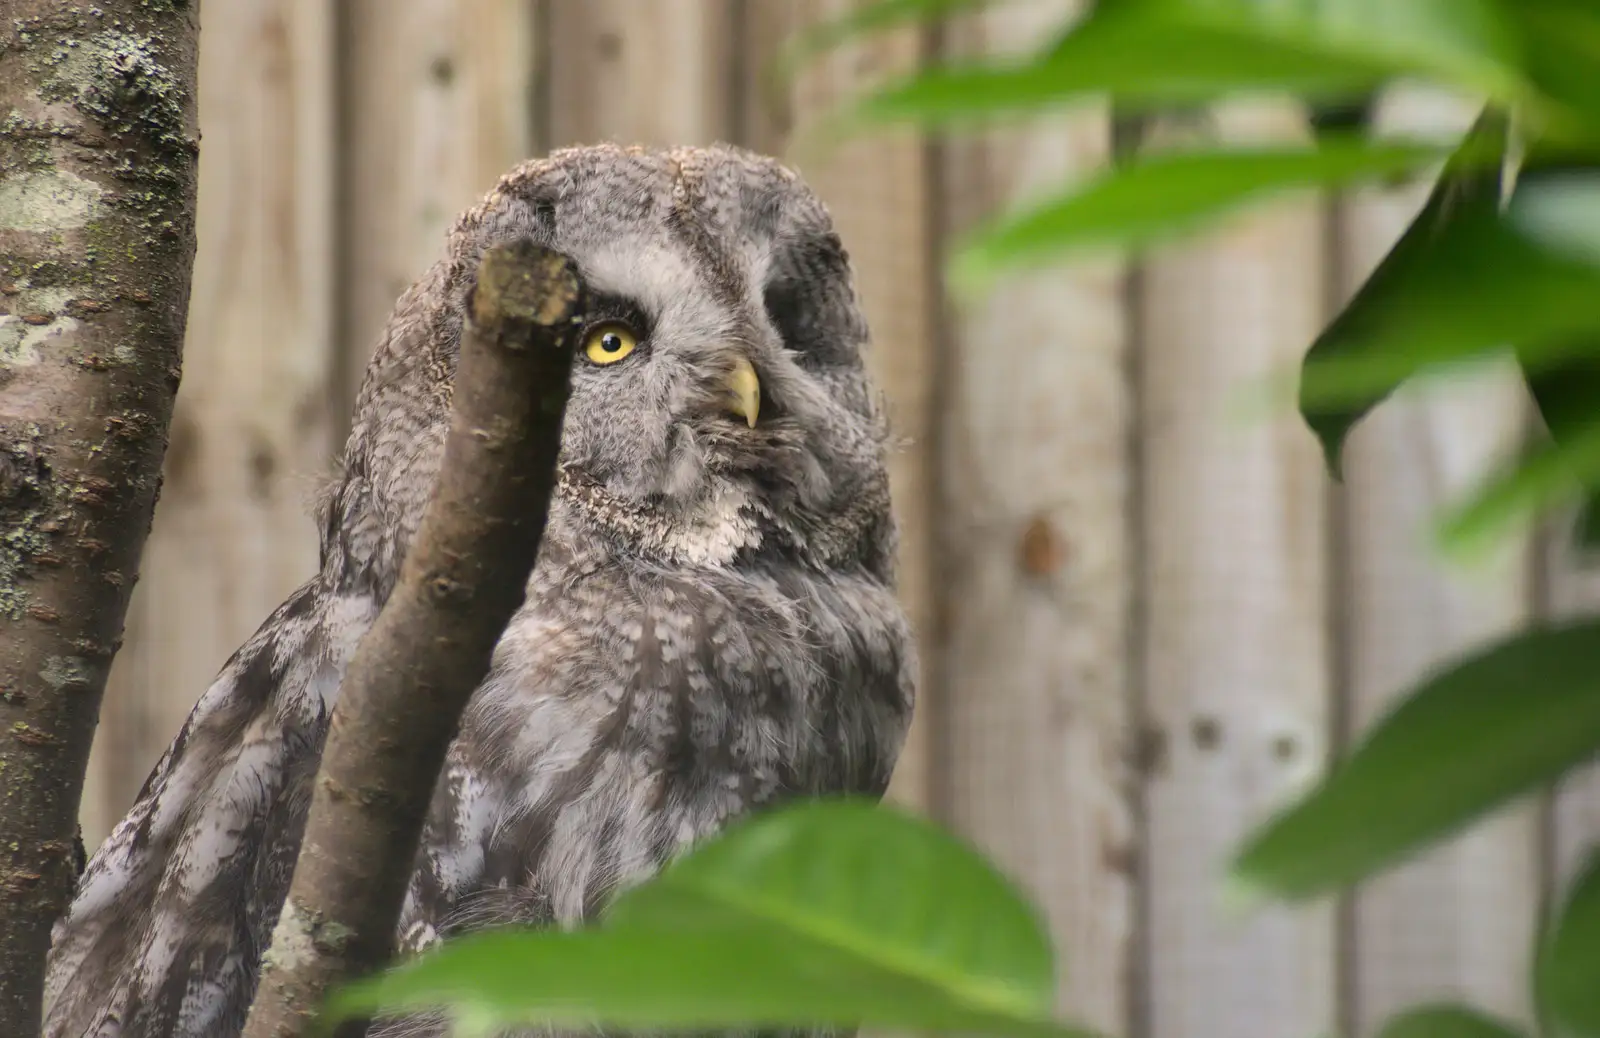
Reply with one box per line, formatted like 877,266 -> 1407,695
43,143 -> 916,1038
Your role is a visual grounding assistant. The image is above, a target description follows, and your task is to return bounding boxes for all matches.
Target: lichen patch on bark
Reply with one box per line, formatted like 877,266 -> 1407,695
0,287 -> 83,366
38,656 -> 92,692
263,901 -> 319,973
0,169 -> 105,232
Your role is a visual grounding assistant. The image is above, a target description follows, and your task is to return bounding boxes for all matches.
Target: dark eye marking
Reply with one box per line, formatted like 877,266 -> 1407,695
532,198 -> 557,237
582,292 -> 653,341
762,235 -> 854,366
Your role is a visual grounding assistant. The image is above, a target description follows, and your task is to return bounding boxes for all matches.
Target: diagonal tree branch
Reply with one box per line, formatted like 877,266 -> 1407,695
241,241 -> 587,1038
0,5 -> 200,1033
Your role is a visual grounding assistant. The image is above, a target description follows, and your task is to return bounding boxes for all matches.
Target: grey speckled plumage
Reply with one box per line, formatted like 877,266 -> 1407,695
43,143 -> 916,1038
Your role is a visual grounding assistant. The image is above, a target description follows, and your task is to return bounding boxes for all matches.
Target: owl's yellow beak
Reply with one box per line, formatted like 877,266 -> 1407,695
724,356 -> 761,428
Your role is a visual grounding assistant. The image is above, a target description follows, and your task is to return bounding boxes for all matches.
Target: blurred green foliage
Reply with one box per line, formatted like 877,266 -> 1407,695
333,802 -> 1096,1037
332,2 -> 1600,1036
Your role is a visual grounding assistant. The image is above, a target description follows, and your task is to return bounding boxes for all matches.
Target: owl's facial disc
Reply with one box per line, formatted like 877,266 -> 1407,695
328,144 -> 894,583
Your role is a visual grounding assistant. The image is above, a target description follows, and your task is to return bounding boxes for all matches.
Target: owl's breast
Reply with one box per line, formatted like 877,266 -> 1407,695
422,557 -> 915,930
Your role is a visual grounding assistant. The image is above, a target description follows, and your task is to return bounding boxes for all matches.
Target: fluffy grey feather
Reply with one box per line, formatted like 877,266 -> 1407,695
43,143 -> 915,1038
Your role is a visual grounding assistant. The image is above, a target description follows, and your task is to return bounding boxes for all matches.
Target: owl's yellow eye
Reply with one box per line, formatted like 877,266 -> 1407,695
583,323 -> 638,366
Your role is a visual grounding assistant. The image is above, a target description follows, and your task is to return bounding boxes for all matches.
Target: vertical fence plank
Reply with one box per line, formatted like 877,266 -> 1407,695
543,0 -> 735,148
935,1 -> 1134,1026
735,0 -> 799,158
739,0 -> 938,812
1337,90 -> 1538,1033
337,0 -> 534,408
85,0 -> 336,847
1138,104 -> 1334,1038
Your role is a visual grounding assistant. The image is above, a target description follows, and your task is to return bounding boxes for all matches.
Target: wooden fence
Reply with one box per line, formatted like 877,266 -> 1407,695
81,3 -> 1600,1038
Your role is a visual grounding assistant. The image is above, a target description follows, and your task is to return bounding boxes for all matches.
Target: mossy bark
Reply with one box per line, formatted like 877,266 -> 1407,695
0,3 -> 199,1032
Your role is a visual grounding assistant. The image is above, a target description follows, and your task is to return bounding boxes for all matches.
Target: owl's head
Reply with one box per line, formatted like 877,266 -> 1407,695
323,144 -> 896,595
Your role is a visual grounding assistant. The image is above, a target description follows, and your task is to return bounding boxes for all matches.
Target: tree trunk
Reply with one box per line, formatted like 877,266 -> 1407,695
242,242 -> 584,1038
0,3 -> 200,1033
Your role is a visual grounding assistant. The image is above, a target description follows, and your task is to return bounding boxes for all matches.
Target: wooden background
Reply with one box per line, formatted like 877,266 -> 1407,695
80,2 -> 1600,1037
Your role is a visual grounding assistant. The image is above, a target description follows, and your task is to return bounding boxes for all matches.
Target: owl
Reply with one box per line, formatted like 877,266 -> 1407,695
43,143 -> 916,1038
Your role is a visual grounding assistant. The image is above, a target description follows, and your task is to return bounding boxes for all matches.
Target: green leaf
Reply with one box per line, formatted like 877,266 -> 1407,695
1435,413 -> 1600,558
1375,1004 -> 1529,1038
1509,0 -> 1600,138
606,797 -> 1052,1014
1532,878 -> 1567,1038
852,14 -> 1390,129
1514,169 -> 1600,264
1516,337 -> 1600,557
848,0 -> 1533,132
333,800 -> 1096,1037
1537,848 -> 1600,1038
1299,107 -> 1509,477
1230,621 -> 1600,901
333,928 -> 1091,1036
1298,200 -> 1600,409
1300,164 -> 1600,478
952,137 -> 1446,292
1513,160 -> 1600,552
1132,0 -> 1531,105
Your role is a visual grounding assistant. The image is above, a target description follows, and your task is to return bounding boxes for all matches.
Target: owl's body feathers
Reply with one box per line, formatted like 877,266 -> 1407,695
45,144 -> 914,1038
